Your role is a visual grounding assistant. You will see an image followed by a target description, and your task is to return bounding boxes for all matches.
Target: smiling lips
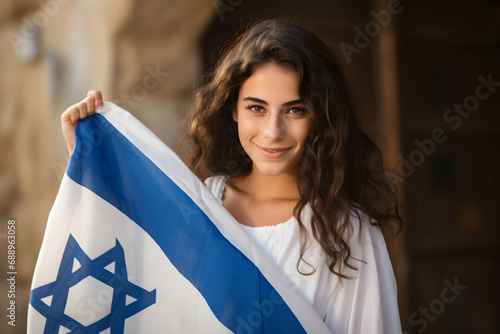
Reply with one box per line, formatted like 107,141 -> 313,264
256,144 -> 292,159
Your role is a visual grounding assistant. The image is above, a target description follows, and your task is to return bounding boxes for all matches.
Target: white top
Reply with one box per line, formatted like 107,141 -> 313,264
204,175 -> 402,334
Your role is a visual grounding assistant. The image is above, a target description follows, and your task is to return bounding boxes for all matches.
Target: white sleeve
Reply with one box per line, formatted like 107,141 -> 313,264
324,215 -> 402,333
203,175 -> 228,201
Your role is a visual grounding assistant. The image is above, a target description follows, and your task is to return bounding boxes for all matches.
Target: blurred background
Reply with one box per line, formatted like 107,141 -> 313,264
1,0 -> 499,333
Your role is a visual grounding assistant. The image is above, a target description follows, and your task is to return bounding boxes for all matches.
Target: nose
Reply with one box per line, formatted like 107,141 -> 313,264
262,114 -> 285,142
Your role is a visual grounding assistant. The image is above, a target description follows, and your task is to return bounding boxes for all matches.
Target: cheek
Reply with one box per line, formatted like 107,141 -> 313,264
237,114 -> 260,140
294,120 -> 310,145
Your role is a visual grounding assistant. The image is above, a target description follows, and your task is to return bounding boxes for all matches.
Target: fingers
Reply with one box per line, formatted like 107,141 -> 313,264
88,90 -> 103,109
62,90 -> 103,124
86,89 -> 103,116
79,101 -> 88,120
61,104 -> 80,125
84,95 -> 95,119
61,103 -> 87,126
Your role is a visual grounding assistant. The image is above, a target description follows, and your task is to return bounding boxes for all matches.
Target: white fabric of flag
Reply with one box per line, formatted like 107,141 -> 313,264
28,102 -> 332,334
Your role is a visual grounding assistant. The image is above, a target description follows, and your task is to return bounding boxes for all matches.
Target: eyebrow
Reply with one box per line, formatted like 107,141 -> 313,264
242,97 -> 303,107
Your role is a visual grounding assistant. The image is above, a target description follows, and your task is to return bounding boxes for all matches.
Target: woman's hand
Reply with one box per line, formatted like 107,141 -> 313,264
61,90 -> 103,154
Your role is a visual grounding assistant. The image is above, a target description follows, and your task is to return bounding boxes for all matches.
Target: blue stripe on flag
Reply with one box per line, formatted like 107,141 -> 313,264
66,114 -> 306,334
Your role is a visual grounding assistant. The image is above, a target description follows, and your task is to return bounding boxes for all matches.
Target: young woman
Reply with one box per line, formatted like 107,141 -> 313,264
62,19 -> 403,333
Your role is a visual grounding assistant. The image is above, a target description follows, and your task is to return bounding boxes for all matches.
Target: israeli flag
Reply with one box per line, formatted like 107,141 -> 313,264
28,102 -> 331,333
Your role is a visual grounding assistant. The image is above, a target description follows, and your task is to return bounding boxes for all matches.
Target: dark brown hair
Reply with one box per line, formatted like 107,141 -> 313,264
183,19 -> 402,278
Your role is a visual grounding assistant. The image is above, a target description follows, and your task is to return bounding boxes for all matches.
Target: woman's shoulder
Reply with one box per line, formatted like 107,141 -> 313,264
346,207 -> 386,246
301,205 -> 387,250
341,207 -> 393,276
294,205 -> 390,274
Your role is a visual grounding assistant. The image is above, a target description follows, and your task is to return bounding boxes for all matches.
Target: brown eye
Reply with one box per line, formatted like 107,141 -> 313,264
249,106 -> 265,112
288,107 -> 305,114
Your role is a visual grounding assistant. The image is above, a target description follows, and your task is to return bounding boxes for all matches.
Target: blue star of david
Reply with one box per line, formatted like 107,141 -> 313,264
30,234 -> 156,333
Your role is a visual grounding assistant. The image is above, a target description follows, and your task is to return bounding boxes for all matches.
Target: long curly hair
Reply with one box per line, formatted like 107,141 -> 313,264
183,19 -> 403,278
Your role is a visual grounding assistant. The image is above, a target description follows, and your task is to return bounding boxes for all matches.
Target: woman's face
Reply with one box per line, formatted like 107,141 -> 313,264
233,62 -> 310,176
